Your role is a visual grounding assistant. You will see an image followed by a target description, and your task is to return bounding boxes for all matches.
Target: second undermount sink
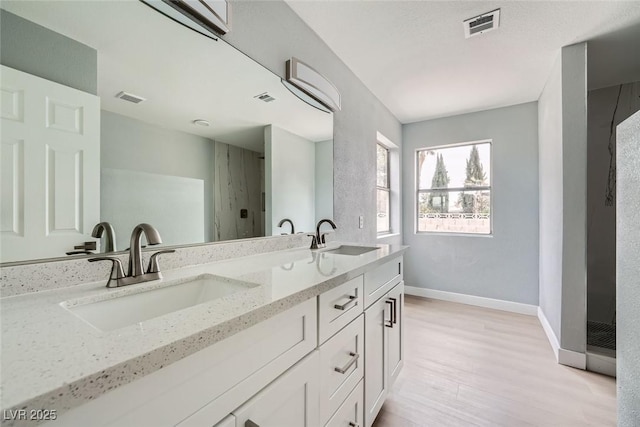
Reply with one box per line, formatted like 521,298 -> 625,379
63,274 -> 257,332
322,245 -> 380,256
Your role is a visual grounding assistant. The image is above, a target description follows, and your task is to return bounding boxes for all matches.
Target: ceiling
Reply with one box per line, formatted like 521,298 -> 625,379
286,1 -> 640,123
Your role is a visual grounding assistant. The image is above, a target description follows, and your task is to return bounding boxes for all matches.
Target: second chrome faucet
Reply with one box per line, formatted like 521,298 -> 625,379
89,223 -> 174,288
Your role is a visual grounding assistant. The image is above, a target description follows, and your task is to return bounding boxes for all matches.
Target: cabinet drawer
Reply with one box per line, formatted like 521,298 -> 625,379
176,299 -> 317,427
363,257 -> 402,308
325,380 -> 364,427
319,275 -> 364,344
319,315 -> 364,425
232,351 -> 320,427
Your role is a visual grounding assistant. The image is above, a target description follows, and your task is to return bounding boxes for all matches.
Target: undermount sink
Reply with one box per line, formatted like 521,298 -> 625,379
63,274 -> 257,332
322,245 -> 380,256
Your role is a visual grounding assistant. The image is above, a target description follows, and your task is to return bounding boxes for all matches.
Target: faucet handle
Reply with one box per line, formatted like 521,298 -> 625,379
147,250 -> 176,274
88,257 -> 125,288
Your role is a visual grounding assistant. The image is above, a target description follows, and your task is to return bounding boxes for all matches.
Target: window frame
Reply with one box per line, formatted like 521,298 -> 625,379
376,143 -> 391,234
414,139 -> 493,236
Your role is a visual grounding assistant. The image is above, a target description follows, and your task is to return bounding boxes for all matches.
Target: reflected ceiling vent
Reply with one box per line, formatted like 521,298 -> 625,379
463,9 -> 500,38
115,91 -> 146,104
254,92 -> 276,103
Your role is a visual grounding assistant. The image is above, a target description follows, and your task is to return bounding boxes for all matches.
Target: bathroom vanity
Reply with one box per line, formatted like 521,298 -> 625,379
1,243 -> 406,427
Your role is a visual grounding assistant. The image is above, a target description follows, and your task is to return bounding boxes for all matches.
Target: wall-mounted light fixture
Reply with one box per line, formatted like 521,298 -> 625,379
285,58 -> 341,112
141,0 -> 230,38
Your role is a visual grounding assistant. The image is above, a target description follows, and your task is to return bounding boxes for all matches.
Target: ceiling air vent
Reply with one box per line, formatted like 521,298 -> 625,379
254,92 -> 275,103
463,9 -> 500,39
115,91 -> 146,104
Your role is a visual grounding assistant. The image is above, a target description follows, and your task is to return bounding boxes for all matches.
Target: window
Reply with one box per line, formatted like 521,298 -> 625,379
416,141 -> 491,234
377,143 -> 390,233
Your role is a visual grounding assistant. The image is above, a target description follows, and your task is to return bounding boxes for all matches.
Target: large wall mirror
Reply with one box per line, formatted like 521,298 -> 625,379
0,1 -> 333,264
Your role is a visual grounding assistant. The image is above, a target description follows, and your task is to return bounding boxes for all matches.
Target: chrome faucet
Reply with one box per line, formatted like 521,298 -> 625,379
277,218 -> 295,235
91,221 -> 117,253
308,219 -> 337,249
89,223 -> 174,288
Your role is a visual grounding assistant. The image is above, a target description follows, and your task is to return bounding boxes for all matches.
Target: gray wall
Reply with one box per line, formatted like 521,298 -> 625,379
402,102 -> 539,305
221,1 -> 402,243
0,9 -> 97,94
315,139 -> 334,222
265,125 -> 316,235
101,111 -> 215,242
617,110 -> 640,427
587,81 -> 640,324
538,43 -> 588,354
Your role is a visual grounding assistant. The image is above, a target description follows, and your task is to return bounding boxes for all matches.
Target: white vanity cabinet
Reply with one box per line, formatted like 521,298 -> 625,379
39,253 -> 404,427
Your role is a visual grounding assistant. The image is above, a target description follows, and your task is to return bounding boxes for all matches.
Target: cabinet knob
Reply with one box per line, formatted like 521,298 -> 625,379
245,420 -> 260,427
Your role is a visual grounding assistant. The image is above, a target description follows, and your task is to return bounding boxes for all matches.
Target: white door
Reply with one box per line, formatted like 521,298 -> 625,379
233,351 -> 320,427
1,65 -> 100,262
364,296 -> 389,427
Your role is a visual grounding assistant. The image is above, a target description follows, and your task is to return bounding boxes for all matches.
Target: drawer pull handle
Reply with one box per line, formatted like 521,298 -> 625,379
335,352 -> 359,374
245,420 -> 259,427
385,300 -> 394,328
334,295 -> 357,311
349,423 -> 360,427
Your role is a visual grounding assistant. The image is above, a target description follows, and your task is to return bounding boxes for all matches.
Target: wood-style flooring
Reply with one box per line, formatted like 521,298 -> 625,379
373,296 -> 616,427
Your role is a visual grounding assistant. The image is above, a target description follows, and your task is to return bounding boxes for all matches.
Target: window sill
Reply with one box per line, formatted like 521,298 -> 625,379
377,232 -> 400,240
414,231 -> 493,238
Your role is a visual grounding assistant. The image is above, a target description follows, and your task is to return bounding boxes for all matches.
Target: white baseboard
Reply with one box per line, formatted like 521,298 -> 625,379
537,306 -> 560,361
586,351 -> 616,377
405,286 -> 537,316
537,307 -> 586,370
558,348 -> 586,369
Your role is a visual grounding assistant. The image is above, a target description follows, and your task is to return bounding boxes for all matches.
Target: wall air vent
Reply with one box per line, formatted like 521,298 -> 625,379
463,9 -> 500,39
254,92 -> 276,103
115,91 -> 146,104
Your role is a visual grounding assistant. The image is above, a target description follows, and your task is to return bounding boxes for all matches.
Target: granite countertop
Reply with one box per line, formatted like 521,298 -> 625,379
0,242 -> 407,422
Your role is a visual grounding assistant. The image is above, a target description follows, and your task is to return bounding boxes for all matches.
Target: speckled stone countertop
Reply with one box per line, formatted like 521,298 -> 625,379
0,242 -> 407,424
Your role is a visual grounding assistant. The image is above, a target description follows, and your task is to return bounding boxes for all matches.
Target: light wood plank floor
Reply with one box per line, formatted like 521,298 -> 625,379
373,296 -> 616,427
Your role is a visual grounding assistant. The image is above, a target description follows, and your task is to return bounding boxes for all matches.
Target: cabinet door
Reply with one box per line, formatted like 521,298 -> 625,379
387,282 -> 404,387
233,351 -> 320,427
319,314 -> 364,425
364,295 -> 389,427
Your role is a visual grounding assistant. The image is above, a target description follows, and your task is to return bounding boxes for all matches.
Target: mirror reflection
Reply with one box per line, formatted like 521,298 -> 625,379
0,1 -> 333,264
